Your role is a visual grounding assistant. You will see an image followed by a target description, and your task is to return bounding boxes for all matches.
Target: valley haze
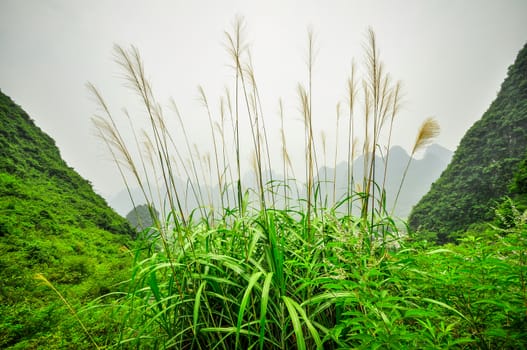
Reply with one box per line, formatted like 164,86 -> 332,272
109,144 -> 452,218
1,0 -> 526,205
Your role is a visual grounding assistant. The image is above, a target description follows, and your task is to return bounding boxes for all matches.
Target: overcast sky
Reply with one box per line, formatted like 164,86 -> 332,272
1,0 -> 526,200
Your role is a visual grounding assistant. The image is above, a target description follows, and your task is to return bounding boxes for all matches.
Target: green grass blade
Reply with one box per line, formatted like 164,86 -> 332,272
422,297 -> 469,322
148,270 -> 161,303
292,297 -> 323,349
259,272 -> 273,350
236,271 -> 263,349
193,281 -> 207,335
283,296 -> 306,350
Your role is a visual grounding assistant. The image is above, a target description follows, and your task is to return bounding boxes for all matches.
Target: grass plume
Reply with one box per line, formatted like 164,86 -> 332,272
393,117 -> 440,213
35,273 -> 101,350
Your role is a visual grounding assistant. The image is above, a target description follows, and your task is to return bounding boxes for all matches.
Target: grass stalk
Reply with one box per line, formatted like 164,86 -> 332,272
35,273 -> 101,350
346,62 -> 357,217
199,86 -> 225,219
224,16 -> 245,217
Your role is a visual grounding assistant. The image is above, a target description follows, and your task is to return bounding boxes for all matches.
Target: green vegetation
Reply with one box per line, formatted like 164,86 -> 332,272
409,42 -> 527,243
493,149 -> 527,231
510,149 -> 527,206
2,18 -> 526,349
0,90 -> 134,348
83,19 -> 524,349
107,210 -> 526,349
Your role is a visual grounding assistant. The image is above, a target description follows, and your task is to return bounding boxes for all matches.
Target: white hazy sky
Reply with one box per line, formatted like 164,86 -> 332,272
1,0 -> 526,200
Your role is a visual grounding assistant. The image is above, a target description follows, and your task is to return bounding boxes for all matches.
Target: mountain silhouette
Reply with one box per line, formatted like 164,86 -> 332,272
109,144 -> 451,219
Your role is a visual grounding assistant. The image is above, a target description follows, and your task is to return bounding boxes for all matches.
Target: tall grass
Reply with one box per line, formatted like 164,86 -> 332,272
85,18 -> 468,349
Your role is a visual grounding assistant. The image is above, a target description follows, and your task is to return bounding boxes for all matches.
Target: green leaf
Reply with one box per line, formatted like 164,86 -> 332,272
283,296 -> 306,350
422,298 -> 469,322
425,248 -> 454,255
236,271 -> 263,348
259,272 -> 273,350
193,281 -> 207,335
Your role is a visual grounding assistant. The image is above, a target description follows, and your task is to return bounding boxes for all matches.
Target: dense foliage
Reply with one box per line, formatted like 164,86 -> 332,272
511,149 -> 527,203
493,150 -> 527,230
409,42 -> 527,243
106,206 -> 525,350
0,90 -> 134,348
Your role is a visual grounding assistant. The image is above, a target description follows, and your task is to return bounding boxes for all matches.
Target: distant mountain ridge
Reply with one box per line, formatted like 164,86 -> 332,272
109,144 -> 452,219
409,42 -> 527,243
315,144 -> 452,218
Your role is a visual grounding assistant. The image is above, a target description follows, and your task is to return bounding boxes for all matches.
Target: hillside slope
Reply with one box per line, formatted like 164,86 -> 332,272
0,90 -> 134,348
409,42 -> 527,243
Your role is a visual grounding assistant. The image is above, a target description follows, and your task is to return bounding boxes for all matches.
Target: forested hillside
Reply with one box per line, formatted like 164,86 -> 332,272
409,42 -> 527,243
0,90 -> 134,348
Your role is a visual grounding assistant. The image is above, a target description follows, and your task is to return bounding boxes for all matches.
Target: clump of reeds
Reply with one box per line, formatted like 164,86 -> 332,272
86,16 -> 440,349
